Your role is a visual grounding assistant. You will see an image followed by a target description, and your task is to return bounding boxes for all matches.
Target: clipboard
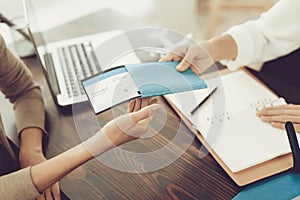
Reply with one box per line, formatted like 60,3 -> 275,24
164,68 -> 294,186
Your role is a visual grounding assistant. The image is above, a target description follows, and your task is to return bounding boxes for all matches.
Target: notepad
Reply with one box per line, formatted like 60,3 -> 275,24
165,70 -> 300,172
82,61 -> 207,114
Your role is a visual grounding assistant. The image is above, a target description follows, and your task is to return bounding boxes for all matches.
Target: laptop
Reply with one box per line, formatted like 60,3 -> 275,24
23,0 -> 140,106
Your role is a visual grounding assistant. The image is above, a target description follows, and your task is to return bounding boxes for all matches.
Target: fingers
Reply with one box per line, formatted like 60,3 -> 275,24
160,43 -> 213,74
269,122 -> 285,130
175,45 -> 197,72
133,98 -> 142,112
160,44 -> 190,62
177,59 -> 206,75
149,98 -> 158,105
137,117 -> 152,128
257,104 -> 300,117
260,115 -> 300,123
126,105 -> 160,138
117,103 -> 160,132
159,52 -> 177,62
101,104 -> 161,146
128,98 -> 157,113
141,98 -> 150,109
269,122 -> 300,132
130,104 -> 161,124
257,105 -> 300,131
35,183 -> 60,200
128,99 -> 135,113
176,44 -> 202,72
159,49 -> 185,62
132,98 -> 149,112
44,189 -> 53,200
127,117 -> 152,137
36,194 -> 45,200
176,58 -> 191,72
51,183 -> 61,200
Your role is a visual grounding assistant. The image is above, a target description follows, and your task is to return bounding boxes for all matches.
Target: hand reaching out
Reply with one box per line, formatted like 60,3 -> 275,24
29,100 -> 161,196
159,43 -> 215,74
103,103 -> 160,146
128,97 -> 158,112
159,35 -> 238,74
85,100 -> 161,156
257,104 -> 300,132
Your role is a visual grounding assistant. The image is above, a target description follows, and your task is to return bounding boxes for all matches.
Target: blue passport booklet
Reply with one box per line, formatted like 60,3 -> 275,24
82,61 -> 207,114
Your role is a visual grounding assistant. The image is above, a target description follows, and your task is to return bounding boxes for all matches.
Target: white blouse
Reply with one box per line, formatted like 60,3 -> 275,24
223,0 -> 300,71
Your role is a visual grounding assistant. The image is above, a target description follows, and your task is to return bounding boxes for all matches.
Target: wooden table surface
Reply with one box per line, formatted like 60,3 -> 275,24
14,7 -> 245,199
21,54 -> 241,199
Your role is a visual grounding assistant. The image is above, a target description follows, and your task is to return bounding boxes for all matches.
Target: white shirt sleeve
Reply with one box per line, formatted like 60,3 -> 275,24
222,0 -> 300,71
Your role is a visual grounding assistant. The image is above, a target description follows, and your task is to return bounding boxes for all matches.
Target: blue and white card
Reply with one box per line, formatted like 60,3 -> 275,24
82,61 -> 207,114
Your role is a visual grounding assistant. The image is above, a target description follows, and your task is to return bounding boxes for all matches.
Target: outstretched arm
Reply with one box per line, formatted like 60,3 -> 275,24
160,34 -> 237,74
31,103 -> 160,193
161,0 -> 300,73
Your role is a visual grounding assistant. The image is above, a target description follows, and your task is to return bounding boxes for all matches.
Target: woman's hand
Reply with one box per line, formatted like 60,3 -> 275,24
128,97 -> 158,112
159,43 -> 214,74
103,103 -> 160,146
257,104 -> 300,132
85,102 -> 161,156
30,99 -> 160,196
159,35 -> 238,74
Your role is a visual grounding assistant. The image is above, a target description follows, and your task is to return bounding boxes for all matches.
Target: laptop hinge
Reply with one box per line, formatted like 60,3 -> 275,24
43,53 -> 61,95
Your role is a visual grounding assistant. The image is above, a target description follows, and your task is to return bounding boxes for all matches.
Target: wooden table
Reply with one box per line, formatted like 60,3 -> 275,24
20,53 -> 241,200
9,7 -> 243,199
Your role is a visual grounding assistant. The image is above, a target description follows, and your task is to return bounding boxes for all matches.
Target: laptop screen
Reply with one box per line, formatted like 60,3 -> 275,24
23,0 -> 47,51
23,0 -> 142,106
23,0 -> 61,97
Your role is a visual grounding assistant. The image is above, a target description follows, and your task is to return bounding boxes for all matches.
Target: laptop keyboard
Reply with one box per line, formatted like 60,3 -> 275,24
57,42 -> 101,98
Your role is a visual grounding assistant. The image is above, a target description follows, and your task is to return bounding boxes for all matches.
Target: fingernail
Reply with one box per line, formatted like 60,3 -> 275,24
149,105 -> 160,120
151,104 -> 161,112
149,105 -> 161,119
176,65 -> 182,71
260,116 -> 264,120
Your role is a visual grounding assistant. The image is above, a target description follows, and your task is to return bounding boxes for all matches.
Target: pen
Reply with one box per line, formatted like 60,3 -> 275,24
190,87 -> 218,115
285,121 -> 300,174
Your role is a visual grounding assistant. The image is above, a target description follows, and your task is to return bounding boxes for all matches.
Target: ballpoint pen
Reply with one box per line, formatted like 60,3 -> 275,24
190,87 -> 218,115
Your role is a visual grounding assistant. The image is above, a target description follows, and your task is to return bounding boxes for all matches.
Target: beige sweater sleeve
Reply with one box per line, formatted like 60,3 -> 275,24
0,167 -> 41,200
0,35 -> 46,135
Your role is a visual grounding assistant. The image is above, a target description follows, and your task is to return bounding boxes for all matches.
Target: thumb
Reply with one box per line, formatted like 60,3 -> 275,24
176,46 -> 196,72
130,104 -> 161,124
176,58 -> 191,72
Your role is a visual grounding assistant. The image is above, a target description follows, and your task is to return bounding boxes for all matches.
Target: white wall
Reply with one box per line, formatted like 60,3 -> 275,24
0,0 -> 24,17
